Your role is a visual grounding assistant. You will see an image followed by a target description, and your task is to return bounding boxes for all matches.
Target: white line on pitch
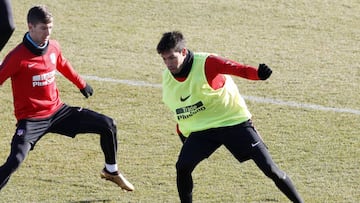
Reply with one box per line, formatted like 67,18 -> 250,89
82,75 -> 360,115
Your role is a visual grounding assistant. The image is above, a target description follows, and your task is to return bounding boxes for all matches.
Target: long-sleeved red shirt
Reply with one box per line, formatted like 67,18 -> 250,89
0,37 -> 86,120
174,51 -> 260,88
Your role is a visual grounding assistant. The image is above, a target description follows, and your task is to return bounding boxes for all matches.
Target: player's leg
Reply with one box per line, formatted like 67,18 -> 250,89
0,142 -> 31,191
48,105 -> 134,191
176,130 -> 221,203
0,120 -> 47,191
223,120 -> 303,202
251,145 -> 304,203
0,0 -> 15,51
49,106 -> 118,165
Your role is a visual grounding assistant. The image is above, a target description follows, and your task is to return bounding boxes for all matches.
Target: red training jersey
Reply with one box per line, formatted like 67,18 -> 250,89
0,39 -> 86,120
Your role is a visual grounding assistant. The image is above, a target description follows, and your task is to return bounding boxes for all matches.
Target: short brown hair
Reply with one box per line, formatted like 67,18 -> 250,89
27,5 -> 53,25
156,31 -> 186,54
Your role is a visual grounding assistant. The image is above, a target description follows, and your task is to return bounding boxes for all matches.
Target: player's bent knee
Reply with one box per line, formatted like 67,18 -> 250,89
107,117 -> 117,135
98,115 -> 117,136
176,159 -> 196,174
260,162 -> 285,180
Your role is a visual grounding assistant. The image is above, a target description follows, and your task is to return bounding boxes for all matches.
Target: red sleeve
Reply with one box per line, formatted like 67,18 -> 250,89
204,55 -> 260,89
0,45 -> 22,85
205,55 -> 260,80
57,57 -> 86,89
176,123 -> 182,135
54,42 -> 86,89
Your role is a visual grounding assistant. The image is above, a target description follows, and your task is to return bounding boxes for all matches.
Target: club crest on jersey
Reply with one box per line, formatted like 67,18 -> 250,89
16,129 -> 25,136
50,53 -> 56,65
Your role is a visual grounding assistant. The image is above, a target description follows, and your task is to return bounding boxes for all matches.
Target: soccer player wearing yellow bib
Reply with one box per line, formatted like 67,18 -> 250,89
157,31 -> 303,203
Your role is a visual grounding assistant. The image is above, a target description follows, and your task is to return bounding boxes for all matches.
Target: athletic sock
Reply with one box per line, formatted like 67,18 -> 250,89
105,164 -> 118,173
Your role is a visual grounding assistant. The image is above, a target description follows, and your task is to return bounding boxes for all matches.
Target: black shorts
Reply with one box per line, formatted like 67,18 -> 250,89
178,120 -> 267,166
12,104 -> 114,150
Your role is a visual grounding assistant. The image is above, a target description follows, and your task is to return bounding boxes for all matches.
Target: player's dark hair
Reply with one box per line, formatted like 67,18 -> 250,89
156,31 -> 186,54
27,5 -> 53,25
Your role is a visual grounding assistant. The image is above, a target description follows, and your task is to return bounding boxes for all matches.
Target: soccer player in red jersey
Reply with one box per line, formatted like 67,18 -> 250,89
0,5 -> 134,192
157,31 -> 303,203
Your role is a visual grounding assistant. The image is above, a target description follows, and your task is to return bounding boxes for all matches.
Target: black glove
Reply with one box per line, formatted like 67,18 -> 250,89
257,64 -> 272,80
80,83 -> 93,98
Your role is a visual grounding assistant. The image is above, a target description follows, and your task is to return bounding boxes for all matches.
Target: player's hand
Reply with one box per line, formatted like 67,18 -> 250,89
80,83 -> 93,98
257,64 -> 272,80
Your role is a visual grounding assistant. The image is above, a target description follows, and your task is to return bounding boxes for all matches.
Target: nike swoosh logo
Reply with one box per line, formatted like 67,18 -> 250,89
251,141 -> 260,147
180,95 -> 191,102
28,63 -> 36,68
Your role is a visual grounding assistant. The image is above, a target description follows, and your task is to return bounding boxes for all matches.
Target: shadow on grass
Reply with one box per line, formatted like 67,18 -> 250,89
69,201 -> 112,203
37,178 -> 113,203
261,198 -> 279,202
38,177 -> 92,189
